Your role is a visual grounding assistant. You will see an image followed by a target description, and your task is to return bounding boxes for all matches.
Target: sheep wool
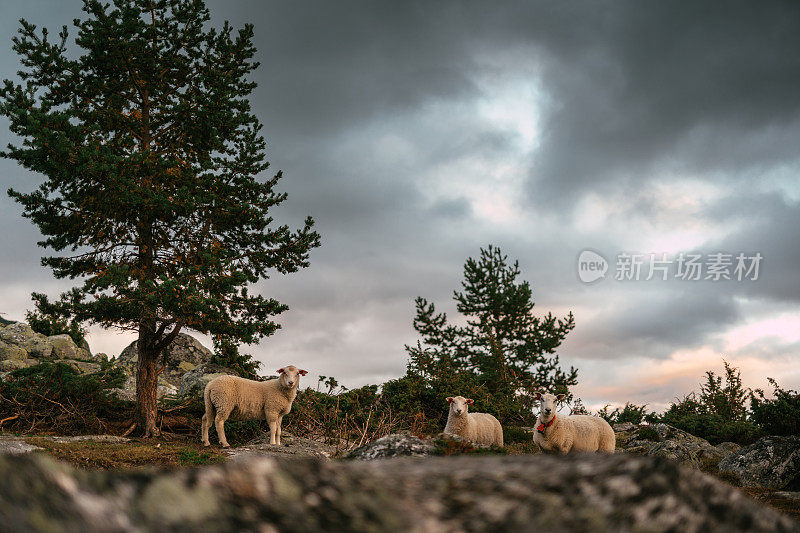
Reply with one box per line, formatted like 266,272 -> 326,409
532,392 -> 615,454
202,365 -> 307,448
444,396 -> 504,447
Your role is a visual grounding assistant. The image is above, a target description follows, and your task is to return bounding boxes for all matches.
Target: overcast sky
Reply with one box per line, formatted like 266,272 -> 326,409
2,1 -> 799,411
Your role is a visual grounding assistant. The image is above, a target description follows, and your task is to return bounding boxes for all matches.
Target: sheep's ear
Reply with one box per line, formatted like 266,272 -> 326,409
533,391 -> 543,400
446,397 -> 453,404
277,368 -> 285,374
556,394 -> 566,401
298,369 -> 308,376
465,398 -> 474,405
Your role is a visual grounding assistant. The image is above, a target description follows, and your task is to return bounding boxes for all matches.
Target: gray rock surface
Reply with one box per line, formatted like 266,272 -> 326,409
48,334 -> 92,361
618,423 -> 725,469
0,322 -> 52,359
225,432 -> 337,460
179,363 -> 231,397
114,333 -> 213,387
0,452 -> 796,532
0,436 -> 42,455
348,433 -> 434,460
719,436 -> 800,490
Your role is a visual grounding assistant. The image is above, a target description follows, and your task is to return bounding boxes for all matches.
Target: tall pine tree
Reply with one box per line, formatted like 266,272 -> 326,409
1,0 -> 320,436
406,246 -> 577,422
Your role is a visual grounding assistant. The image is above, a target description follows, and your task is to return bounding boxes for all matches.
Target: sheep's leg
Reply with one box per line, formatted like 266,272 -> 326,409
215,409 -> 231,448
276,415 -> 284,446
201,413 -> 210,447
266,412 -> 279,445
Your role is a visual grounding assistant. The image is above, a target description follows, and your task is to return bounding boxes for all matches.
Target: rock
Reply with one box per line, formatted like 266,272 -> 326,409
0,341 -> 28,362
0,359 -> 37,372
0,436 -> 42,455
179,363 -> 231,397
0,322 -> 52,359
0,452 -> 796,532
109,374 -> 179,401
48,334 -> 92,361
620,423 -> 724,469
348,433 -> 435,460
718,436 -> 800,490
716,441 -> 742,457
613,422 -> 636,432
225,432 -> 337,460
115,333 -> 214,387
53,359 -> 102,374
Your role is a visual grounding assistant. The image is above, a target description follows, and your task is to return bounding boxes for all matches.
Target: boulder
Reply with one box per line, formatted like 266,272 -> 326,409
0,322 -> 52,359
53,359 -> 102,374
718,436 -> 800,490
348,433 -> 435,460
0,342 -> 28,362
179,363 -> 231,398
48,334 -> 92,361
0,452 -> 796,532
109,374 -> 179,402
613,422 -> 636,432
114,333 -> 213,387
0,359 -> 38,372
716,441 -> 742,457
619,423 -> 724,469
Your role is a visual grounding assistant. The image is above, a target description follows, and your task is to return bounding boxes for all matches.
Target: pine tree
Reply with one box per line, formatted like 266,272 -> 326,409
1,0 -> 320,436
406,246 -> 577,422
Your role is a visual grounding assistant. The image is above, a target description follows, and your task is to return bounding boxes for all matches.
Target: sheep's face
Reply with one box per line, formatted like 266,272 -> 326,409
446,396 -> 474,416
534,391 -> 565,421
277,365 -> 308,389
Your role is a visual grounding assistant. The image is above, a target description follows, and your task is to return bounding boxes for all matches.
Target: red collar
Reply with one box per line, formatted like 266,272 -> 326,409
537,416 -> 555,434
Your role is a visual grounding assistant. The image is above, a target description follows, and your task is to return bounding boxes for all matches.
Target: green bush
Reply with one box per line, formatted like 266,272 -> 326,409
598,402 -> 649,424
750,379 -> 800,437
0,362 -> 126,434
503,426 -> 532,444
635,426 -> 660,442
656,400 -> 760,445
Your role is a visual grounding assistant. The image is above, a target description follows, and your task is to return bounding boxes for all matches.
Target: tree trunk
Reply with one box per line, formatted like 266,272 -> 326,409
136,322 -> 160,438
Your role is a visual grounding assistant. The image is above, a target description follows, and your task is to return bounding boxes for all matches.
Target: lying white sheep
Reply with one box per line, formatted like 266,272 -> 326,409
444,396 -> 504,447
532,391 -> 615,454
201,365 -> 307,448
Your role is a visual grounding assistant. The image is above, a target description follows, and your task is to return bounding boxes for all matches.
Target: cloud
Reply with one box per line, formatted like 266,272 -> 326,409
1,1 -> 799,405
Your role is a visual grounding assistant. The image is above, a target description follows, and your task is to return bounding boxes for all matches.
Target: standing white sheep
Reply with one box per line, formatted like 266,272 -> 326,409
532,391 -> 615,454
201,365 -> 307,448
444,396 -> 504,447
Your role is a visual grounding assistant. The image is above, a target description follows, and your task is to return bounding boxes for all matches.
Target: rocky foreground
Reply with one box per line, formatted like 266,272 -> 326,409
1,451 -> 797,532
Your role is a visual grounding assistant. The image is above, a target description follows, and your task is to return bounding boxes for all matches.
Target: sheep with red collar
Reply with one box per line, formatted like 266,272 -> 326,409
201,365 -> 307,448
443,396 -> 504,447
532,391 -> 615,454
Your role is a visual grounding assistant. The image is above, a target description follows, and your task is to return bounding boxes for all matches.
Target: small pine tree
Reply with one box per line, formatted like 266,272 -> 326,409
406,246 -> 577,423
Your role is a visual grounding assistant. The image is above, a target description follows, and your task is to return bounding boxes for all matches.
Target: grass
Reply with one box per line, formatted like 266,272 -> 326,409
25,437 -> 227,470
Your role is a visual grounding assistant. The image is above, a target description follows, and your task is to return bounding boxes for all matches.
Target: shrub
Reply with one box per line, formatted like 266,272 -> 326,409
0,362 -> 127,434
635,426 -> 661,442
598,402 -> 649,425
750,378 -> 800,437
503,426 -> 532,444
